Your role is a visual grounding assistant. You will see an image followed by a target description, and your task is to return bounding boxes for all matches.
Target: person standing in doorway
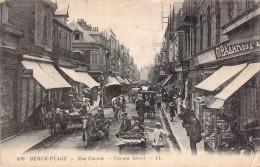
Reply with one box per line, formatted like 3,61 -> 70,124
189,112 -> 202,155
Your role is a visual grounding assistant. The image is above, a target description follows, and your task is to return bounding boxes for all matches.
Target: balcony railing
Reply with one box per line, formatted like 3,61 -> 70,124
52,46 -> 85,63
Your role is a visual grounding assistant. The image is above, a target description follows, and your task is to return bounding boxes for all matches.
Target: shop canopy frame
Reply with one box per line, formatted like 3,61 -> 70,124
115,76 -> 126,84
161,74 -> 173,87
104,76 -> 122,87
208,63 -> 260,109
76,72 -> 99,88
22,60 -> 71,89
195,63 -> 247,91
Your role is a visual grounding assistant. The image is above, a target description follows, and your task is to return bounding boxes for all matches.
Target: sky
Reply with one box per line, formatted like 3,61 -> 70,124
57,0 -> 183,69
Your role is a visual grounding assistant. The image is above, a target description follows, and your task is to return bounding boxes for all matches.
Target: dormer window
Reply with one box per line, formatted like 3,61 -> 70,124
74,33 -> 80,40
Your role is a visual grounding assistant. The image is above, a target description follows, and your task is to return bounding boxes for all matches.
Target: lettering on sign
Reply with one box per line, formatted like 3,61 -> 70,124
215,40 -> 260,59
21,69 -> 33,78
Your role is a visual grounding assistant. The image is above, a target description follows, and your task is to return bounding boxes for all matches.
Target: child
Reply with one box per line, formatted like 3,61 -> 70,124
152,122 -> 166,154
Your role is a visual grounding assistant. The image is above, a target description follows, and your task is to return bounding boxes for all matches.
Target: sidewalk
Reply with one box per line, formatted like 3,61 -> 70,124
0,99 -> 100,154
161,103 -> 204,154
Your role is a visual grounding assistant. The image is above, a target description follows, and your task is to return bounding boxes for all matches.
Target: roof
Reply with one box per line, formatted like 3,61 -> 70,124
55,0 -> 69,16
68,21 -> 97,43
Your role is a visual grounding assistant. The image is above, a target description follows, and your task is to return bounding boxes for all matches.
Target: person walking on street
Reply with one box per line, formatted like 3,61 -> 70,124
189,112 -> 202,155
176,97 -> 183,117
169,101 -> 175,121
136,96 -> 145,124
152,122 -> 166,154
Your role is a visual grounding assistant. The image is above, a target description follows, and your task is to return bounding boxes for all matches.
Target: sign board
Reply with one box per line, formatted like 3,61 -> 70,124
215,40 -> 260,59
21,69 -> 33,78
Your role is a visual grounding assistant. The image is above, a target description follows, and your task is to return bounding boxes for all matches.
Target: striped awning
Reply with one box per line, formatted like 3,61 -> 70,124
22,61 -> 71,89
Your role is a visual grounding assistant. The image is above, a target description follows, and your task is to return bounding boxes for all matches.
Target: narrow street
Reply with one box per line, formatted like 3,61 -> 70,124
29,101 -> 179,154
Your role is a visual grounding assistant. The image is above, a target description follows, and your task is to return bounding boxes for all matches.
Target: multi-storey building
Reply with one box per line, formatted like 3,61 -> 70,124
0,0 -> 24,140
162,0 -> 260,151
1,0 -> 75,139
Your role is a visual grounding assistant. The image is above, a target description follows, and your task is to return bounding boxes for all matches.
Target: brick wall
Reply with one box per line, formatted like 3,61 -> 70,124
8,0 -> 54,55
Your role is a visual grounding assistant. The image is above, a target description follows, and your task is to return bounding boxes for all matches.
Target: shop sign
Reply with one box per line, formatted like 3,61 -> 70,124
215,40 -> 260,59
175,66 -> 182,72
21,69 -> 33,78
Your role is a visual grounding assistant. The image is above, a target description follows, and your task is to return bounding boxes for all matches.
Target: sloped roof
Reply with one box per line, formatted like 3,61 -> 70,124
55,0 -> 69,16
68,21 -> 97,43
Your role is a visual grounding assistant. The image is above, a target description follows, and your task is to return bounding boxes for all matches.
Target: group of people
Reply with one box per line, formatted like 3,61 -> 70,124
159,89 -> 203,155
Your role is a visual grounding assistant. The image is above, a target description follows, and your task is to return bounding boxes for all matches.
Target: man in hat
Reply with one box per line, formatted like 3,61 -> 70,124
95,107 -> 105,121
116,112 -> 131,137
189,112 -> 202,155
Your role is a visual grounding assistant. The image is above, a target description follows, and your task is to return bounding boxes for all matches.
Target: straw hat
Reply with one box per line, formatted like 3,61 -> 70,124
155,122 -> 161,127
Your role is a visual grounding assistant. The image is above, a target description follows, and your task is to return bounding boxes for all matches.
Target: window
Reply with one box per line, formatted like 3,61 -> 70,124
200,15 -> 203,51
65,33 -> 67,50
228,0 -> 235,20
207,6 -> 211,47
91,52 -> 99,65
246,0 -> 255,9
74,33 -> 80,40
42,15 -> 48,43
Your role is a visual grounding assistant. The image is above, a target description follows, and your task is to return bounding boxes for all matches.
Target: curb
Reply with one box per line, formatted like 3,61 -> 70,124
161,104 -> 186,152
24,133 -> 55,153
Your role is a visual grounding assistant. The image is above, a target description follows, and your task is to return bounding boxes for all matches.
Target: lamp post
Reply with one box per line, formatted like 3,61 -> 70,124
98,74 -> 105,109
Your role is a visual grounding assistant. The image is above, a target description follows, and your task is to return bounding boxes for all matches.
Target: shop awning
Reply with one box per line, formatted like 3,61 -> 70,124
104,76 -> 122,87
195,63 -> 247,91
208,98 -> 225,109
162,74 -> 173,87
215,63 -> 260,100
58,66 -> 82,83
22,61 -> 71,89
115,76 -> 125,84
124,78 -> 130,85
76,72 -> 99,88
39,63 -> 71,88
127,78 -> 133,84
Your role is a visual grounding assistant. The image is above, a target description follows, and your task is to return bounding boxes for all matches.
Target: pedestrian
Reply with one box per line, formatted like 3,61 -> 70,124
116,112 -> 131,137
136,95 -> 145,124
169,101 -> 175,121
122,95 -> 126,113
189,112 -> 202,155
156,93 -> 162,112
176,97 -> 182,117
79,104 -> 88,117
152,122 -> 166,154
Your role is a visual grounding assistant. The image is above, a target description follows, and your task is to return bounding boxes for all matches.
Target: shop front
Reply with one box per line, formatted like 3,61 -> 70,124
0,47 -> 22,141
195,62 -> 260,153
20,55 -> 72,130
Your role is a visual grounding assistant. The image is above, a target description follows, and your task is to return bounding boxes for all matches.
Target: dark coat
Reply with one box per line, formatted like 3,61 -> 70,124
189,118 -> 202,142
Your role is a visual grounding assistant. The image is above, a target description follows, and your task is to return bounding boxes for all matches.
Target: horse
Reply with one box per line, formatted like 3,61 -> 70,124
45,108 -> 68,134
